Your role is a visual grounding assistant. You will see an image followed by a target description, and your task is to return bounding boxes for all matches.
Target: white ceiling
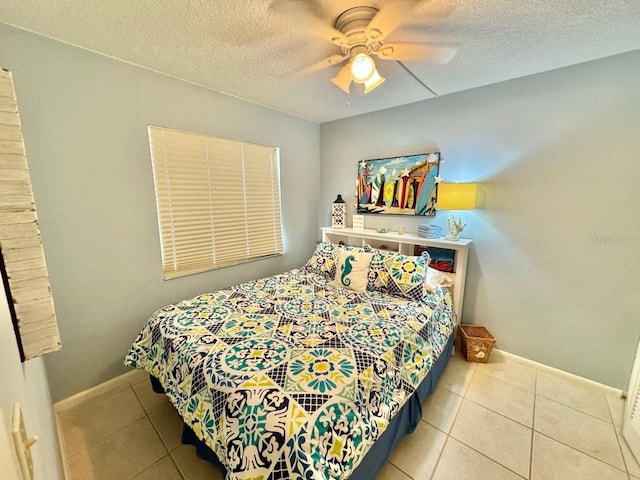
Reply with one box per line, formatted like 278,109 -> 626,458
2,0 -> 640,123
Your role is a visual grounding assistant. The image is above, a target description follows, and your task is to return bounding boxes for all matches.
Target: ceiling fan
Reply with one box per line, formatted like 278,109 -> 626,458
274,0 -> 458,94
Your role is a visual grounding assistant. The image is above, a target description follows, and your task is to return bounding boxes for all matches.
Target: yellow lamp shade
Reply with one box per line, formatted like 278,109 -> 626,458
437,183 -> 478,210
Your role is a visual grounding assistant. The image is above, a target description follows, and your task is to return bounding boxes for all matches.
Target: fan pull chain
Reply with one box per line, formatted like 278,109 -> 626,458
346,91 -> 350,108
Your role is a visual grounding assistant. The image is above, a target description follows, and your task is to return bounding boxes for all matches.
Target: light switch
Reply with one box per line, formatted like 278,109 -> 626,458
12,403 -> 37,480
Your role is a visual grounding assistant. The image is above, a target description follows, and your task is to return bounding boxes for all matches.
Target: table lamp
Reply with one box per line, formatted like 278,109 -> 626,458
437,183 -> 478,241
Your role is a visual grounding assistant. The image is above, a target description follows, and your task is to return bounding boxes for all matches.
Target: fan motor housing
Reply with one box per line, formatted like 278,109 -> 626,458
335,6 -> 379,51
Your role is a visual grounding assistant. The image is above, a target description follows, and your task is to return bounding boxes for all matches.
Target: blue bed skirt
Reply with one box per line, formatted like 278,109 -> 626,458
151,333 -> 454,479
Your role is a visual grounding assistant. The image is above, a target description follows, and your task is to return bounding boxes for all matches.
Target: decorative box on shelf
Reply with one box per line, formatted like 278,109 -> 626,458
352,214 -> 364,230
459,325 -> 496,363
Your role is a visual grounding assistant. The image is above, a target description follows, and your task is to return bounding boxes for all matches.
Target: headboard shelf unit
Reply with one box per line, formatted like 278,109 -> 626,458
363,239 -> 400,252
321,227 -> 472,320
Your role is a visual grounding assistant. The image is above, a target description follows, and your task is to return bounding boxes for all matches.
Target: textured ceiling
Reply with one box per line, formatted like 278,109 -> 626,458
2,0 -> 640,123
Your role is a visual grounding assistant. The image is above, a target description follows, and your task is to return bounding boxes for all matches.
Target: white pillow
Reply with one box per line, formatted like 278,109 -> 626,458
333,249 -> 373,293
425,267 -> 453,293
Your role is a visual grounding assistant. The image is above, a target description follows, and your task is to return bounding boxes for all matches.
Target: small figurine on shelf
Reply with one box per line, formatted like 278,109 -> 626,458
445,213 -> 466,241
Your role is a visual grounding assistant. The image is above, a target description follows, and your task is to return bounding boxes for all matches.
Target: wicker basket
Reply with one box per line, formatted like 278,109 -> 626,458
459,325 -> 496,363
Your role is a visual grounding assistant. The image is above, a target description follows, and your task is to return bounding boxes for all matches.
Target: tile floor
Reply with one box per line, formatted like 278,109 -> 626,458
57,349 -> 640,480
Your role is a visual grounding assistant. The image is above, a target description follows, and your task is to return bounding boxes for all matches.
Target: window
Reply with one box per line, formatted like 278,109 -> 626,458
148,126 -> 283,280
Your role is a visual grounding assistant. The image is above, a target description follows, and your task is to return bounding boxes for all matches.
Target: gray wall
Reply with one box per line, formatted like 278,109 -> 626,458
0,25 -> 320,401
0,283 -> 62,480
320,50 -> 640,389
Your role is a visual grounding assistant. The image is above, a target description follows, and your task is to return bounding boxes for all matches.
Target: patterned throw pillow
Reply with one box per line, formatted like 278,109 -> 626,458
366,248 -> 396,291
305,242 -> 367,279
333,249 -> 373,293
304,242 -> 340,278
367,249 -> 430,302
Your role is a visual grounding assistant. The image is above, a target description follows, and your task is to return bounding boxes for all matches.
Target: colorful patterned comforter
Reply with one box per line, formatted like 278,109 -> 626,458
125,268 -> 455,480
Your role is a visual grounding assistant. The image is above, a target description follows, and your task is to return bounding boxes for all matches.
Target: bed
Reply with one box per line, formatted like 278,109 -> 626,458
125,243 -> 457,479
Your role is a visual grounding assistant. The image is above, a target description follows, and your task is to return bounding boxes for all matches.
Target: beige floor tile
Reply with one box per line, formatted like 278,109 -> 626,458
536,371 -> 610,421
388,420 -> 447,478
127,368 -> 151,386
421,387 -> 464,433
150,403 -> 184,451
476,353 -> 537,392
612,408 -> 640,476
67,417 -> 167,480
466,371 -> 534,427
61,349 -> 638,480
172,444 -> 224,480
432,437 -> 524,480
450,400 -> 531,477
438,350 -> 477,396
133,378 -> 173,414
534,395 -> 624,470
531,432 -> 627,480
132,455 -> 183,480
376,461 -> 412,480
610,401 -> 640,477
606,393 -> 626,428
59,386 -> 146,456
621,436 -> 640,477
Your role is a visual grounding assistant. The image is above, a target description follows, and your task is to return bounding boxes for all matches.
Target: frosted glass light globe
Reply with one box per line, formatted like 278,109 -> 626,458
350,53 -> 375,83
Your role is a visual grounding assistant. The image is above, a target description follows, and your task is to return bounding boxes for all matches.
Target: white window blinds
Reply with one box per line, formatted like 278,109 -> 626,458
148,126 -> 283,280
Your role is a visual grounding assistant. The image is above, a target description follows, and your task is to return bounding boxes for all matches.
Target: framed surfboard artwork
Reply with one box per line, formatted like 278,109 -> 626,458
357,152 -> 440,216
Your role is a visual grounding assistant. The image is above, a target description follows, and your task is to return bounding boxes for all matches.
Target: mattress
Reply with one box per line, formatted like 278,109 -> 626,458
125,267 -> 455,480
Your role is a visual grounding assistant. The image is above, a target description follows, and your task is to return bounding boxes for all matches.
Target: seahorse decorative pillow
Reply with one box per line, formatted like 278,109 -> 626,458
333,249 -> 373,293
305,242 -> 368,279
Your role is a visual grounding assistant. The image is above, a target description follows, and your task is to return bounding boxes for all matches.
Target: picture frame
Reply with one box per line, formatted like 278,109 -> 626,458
352,214 -> 364,230
357,152 -> 440,216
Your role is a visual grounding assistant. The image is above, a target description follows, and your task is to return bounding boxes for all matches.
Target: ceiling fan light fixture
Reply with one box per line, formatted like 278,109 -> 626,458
331,64 -> 352,93
363,69 -> 385,93
350,52 -> 376,83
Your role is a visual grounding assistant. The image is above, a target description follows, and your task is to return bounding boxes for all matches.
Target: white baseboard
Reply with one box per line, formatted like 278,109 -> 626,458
54,369 -> 147,413
493,347 -> 625,398
54,368 -> 147,478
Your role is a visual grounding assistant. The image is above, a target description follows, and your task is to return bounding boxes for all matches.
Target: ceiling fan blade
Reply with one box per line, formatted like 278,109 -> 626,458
297,54 -> 348,76
331,65 -> 352,93
269,0 -> 348,47
373,43 -> 458,64
365,0 -> 421,43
